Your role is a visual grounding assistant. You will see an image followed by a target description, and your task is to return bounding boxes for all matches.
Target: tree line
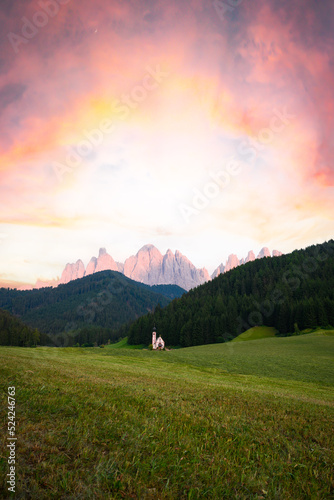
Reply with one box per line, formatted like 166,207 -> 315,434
0,307 -> 128,348
126,240 -> 334,346
0,309 -> 47,346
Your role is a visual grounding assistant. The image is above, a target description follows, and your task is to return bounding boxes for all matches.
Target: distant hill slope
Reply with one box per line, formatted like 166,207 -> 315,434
105,337 -> 145,349
0,271 -> 185,337
148,284 -> 186,300
125,240 -> 334,347
231,326 -> 277,342
0,309 -> 48,346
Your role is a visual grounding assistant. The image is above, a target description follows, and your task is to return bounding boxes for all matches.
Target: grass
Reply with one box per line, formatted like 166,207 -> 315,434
106,338 -> 146,349
0,332 -> 333,499
232,326 -> 277,342
300,327 -> 334,336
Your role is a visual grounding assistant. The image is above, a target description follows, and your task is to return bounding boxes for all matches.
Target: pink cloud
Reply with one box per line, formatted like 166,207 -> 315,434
0,0 -> 332,258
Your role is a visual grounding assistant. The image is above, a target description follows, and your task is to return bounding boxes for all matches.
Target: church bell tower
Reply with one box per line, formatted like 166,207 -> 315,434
152,325 -> 156,349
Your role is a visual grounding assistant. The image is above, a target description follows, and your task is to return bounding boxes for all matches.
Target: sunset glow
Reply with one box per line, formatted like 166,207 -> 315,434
0,0 -> 333,285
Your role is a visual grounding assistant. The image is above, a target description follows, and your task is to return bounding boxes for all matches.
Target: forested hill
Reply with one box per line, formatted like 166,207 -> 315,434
127,240 -> 334,347
0,309 -> 48,346
0,271 -> 185,337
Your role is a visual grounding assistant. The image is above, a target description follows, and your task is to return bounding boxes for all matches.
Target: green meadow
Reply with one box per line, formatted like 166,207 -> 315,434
107,338 -> 146,350
231,326 -> 278,342
1,331 -> 333,499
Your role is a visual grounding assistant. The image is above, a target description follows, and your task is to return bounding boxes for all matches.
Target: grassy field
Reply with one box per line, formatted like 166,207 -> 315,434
1,332 -> 333,499
107,338 -> 146,349
231,326 -> 277,342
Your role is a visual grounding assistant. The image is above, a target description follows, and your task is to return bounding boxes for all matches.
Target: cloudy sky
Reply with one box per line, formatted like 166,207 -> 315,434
0,0 -> 333,286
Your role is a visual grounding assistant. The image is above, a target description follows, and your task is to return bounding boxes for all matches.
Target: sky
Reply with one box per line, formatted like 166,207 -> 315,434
0,0 -> 333,286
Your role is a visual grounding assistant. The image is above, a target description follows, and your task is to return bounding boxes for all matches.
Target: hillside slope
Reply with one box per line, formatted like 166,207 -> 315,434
0,271 -> 185,337
0,309 -> 47,346
157,330 -> 334,386
126,240 -> 334,346
231,326 -> 277,342
0,333 -> 333,498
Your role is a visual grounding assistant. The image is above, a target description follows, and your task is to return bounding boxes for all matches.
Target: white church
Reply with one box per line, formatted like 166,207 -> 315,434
152,325 -> 165,350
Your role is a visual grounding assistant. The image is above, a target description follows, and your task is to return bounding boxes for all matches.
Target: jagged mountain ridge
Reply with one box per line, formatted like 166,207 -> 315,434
24,245 -> 282,292
211,247 -> 282,278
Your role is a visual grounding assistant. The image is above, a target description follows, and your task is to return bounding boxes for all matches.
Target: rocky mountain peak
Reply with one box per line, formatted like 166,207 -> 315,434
28,244 -> 283,292
85,257 -> 97,276
137,244 -> 161,255
225,254 -> 240,273
212,247 -> 283,279
272,250 -> 283,257
258,247 -> 271,259
245,250 -> 256,263
59,259 -> 85,284
95,248 -> 118,273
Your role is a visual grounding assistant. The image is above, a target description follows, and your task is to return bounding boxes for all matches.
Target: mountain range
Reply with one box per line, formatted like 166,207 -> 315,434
23,244 -> 282,292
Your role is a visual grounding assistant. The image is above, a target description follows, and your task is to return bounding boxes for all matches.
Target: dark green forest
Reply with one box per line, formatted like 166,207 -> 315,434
0,309 -> 48,347
0,271 -> 185,345
126,240 -> 334,347
1,241 -> 333,348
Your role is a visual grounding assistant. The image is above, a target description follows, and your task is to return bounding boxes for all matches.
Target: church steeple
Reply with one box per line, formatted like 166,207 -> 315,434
152,325 -> 156,348
152,324 -> 165,350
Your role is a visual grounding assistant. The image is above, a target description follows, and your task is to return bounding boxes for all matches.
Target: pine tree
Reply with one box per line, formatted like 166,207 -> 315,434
304,299 -> 317,329
277,304 -> 289,334
316,300 -> 328,327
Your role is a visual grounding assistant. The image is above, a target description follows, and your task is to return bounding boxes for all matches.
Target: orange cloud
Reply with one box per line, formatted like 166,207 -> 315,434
0,0 -> 333,283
